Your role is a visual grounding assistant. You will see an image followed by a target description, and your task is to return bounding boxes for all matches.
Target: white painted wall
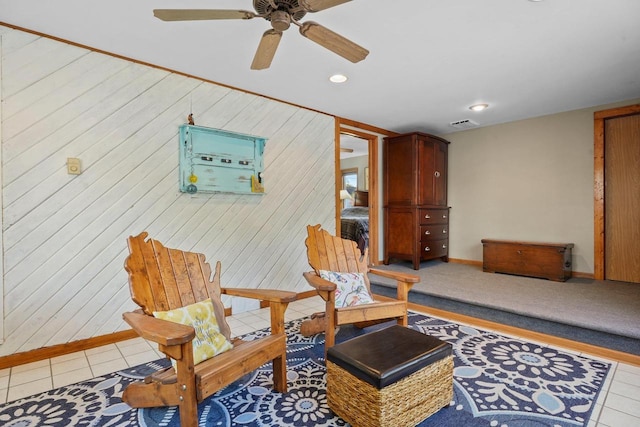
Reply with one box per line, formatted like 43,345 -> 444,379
0,26 -> 335,356
445,98 -> 640,274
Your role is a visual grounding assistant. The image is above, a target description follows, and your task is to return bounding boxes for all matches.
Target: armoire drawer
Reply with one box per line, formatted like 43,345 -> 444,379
422,239 -> 448,258
420,209 -> 449,225
421,225 -> 448,240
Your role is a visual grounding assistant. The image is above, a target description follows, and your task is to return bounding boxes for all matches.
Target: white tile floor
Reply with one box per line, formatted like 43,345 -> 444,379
0,297 -> 638,427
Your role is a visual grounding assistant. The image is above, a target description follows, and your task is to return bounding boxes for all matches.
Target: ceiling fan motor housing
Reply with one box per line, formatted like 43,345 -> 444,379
270,10 -> 291,31
254,0 -> 307,21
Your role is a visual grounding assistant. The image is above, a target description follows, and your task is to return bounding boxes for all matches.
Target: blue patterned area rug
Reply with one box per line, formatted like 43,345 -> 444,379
0,312 -> 612,426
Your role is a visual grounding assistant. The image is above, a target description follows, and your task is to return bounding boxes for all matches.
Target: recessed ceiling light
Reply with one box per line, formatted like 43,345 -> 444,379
329,74 -> 348,83
469,103 -> 489,112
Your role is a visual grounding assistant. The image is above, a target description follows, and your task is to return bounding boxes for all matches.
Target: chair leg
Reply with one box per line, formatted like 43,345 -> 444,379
324,304 -> 336,357
272,354 -> 288,393
123,380 -> 181,407
122,378 -> 198,427
178,392 -> 198,427
176,343 -> 198,427
398,314 -> 408,327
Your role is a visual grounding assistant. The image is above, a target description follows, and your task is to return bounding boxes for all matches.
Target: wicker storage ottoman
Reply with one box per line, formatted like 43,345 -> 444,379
326,325 -> 453,427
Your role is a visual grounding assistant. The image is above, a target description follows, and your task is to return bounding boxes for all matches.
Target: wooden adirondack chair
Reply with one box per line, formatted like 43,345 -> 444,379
122,232 -> 296,427
302,224 -> 420,352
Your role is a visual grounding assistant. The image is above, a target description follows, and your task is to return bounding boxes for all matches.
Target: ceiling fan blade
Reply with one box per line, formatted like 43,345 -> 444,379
300,0 -> 352,13
251,30 -> 282,70
299,21 -> 369,63
153,9 -> 256,21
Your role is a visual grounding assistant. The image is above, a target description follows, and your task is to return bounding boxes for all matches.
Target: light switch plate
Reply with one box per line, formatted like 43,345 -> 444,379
67,158 -> 81,175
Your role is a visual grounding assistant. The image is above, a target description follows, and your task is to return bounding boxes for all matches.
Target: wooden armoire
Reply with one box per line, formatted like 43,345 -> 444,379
383,132 -> 450,270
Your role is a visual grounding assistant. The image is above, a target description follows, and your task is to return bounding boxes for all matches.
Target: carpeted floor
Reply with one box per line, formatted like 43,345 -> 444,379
371,260 -> 640,344
0,312 -> 612,427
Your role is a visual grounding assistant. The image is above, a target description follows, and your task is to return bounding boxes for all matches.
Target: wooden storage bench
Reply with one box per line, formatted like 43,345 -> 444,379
481,239 -> 574,282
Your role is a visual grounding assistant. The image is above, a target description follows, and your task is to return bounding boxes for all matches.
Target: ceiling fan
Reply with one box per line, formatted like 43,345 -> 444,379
153,0 -> 369,70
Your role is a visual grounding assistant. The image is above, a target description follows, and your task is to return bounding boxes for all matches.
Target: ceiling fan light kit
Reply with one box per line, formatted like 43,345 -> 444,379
153,0 -> 368,70
270,10 -> 292,31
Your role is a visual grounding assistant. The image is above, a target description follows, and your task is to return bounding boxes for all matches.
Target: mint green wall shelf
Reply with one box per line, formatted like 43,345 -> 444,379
179,125 -> 266,194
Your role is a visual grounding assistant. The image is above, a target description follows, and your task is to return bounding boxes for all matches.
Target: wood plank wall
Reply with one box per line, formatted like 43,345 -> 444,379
0,25 -> 335,356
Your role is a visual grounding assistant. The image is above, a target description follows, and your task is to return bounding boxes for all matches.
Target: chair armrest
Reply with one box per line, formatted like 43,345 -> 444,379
123,311 -> 195,347
222,288 -> 295,336
368,268 -> 420,283
221,288 -> 297,303
303,271 -> 337,292
368,268 -> 419,302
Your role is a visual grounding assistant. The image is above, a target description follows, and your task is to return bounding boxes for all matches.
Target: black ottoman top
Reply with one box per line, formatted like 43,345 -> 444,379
327,325 -> 452,388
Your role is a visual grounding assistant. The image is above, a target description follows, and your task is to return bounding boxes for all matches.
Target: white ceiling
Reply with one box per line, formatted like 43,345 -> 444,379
340,134 -> 368,159
1,0 -> 639,135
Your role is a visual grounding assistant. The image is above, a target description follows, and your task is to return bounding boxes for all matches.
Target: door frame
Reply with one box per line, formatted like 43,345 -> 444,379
593,103 -> 640,279
336,118 -> 398,265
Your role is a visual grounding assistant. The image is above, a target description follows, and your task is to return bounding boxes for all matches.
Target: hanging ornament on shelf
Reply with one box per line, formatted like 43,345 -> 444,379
187,153 -> 198,193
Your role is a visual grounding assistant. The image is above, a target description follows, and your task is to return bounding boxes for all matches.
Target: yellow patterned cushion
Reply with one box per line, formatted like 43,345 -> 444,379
153,298 -> 233,366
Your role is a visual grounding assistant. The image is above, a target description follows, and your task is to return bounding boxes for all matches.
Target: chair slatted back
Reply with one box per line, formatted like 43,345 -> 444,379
124,232 -> 232,341
305,224 -> 371,290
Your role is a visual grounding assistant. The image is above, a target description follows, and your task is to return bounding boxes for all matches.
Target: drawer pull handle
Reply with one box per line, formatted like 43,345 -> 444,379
443,215 -> 447,219
425,247 -> 431,252
517,250 -> 522,255
221,158 -> 232,164
443,244 -> 447,249
425,214 -> 431,219
434,171 -> 441,178
425,230 -> 431,235
239,160 -> 249,165
443,229 -> 447,234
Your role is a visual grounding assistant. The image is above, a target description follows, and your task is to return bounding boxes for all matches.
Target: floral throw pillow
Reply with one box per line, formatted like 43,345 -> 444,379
319,270 -> 375,308
153,298 -> 233,366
